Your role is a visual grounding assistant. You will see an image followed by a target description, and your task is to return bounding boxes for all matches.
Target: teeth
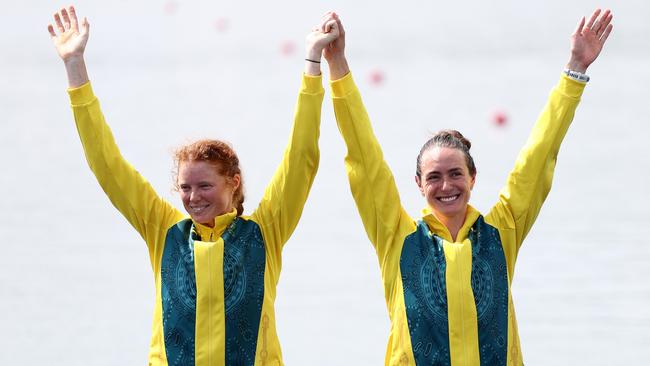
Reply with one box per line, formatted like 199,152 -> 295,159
190,205 -> 208,213
439,195 -> 459,202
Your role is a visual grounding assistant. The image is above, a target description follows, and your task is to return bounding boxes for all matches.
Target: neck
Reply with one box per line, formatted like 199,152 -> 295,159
433,210 -> 467,242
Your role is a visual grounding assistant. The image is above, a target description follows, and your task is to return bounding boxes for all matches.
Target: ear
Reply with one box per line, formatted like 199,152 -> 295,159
415,175 -> 425,196
230,173 -> 241,192
469,173 -> 476,190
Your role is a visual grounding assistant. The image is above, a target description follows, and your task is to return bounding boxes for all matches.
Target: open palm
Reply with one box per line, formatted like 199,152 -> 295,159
569,9 -> 613,72
47,6 -> 89,61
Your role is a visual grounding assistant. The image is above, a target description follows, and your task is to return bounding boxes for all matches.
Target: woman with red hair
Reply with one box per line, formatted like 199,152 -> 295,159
48,5 -> 339,365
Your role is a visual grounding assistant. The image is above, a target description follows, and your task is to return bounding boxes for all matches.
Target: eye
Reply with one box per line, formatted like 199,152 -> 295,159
179,185 -> 191,192
427,174 -> 440,182
199,183 -> 213,189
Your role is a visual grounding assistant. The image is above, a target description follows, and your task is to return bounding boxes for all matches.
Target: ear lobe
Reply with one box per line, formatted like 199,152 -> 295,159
231,174 -> 241,191
415,175 -> 425,196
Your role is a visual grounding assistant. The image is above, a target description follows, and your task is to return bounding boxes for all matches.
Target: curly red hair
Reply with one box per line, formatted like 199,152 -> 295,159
174,139 -> 245,216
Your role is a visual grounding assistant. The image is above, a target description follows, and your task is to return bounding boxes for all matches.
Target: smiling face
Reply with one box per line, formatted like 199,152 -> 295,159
415,146 -> 476,224
177,160 -> 240,227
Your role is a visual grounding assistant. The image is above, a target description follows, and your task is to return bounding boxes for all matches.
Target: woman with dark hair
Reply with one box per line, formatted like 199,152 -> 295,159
48,5 -> 340,365
322,9 -> 612,365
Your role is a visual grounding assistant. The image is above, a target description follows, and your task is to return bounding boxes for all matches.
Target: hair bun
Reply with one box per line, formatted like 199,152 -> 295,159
435,129 -> 471,150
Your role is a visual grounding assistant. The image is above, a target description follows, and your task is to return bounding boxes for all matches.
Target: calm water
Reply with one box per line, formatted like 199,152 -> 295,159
1,1 -> 649,364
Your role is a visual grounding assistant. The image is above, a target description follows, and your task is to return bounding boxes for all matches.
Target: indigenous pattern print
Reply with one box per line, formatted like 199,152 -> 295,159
160,218 -> 266,366
400,220 -> 451,366
400,217 -> 509,366
161,219 -> 197,366
222,218 -> 266,365
470,217 -> 508,365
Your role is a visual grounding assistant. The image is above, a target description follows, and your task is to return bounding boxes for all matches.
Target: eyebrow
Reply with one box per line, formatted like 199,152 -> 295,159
426,167 -> 463,176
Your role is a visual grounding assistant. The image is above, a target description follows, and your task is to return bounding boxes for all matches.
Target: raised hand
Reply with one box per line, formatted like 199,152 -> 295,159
47,5 -> 90,88
567,8 -> 613,73
306,18 -> 340,58
304,14 -> 340,76
321,12 -> 345,63
319,12 -> 349,80
48,6 -> 89,61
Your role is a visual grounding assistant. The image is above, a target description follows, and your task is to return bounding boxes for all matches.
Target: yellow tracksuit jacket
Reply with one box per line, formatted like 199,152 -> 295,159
331,73 -> 585,365
68,74 -> 324,366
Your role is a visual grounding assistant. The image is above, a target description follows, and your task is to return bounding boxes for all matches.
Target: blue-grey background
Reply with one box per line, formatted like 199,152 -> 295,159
1,1 -> 648,364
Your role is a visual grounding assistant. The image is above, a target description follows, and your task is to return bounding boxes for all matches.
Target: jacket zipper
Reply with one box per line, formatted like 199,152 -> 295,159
455,244 -> 468,364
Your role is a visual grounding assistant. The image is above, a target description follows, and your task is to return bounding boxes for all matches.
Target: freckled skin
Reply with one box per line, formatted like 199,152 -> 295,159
415,147 -> 475,235
177,160 -> 240,227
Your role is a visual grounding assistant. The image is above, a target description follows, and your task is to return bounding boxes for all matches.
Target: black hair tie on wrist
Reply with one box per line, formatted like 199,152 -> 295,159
305,58 -> 321,64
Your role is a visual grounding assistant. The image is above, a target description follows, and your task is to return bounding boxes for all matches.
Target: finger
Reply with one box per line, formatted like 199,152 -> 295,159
81,17 -> 90,36
69,5 -> 79,31
54,12 -> 65,33
321,10 -> 334,21
600,23 -> 613,43
61,8 -> 71,30
585,8 -> 601,30
320,11 -> 336,28
336,18 -> 345,37
47,23 -> 57,38
320,18 -> 329,33
573,16 -> 585,35
598,12 -> 613,36
325,19 -> 337,33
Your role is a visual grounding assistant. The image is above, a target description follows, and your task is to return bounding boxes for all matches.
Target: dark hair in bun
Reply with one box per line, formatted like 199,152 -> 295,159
416,130 -> 476,177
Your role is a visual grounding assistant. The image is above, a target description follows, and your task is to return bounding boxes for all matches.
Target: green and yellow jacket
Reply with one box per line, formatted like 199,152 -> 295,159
68,74 -> 324,366
331,73 -> 585,366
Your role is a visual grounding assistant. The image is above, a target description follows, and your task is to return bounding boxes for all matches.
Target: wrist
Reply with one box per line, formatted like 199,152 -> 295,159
63,56 -> 90,88
328,57 -> 350,81
305,47 -> 323,62
325,54 -> 347,65
565,59 -> 588,74
63,55 -> 85,66
563,68 -> 590,83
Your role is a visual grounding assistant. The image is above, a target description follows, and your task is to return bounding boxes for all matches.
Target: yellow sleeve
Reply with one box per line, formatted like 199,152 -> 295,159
486,75 -> 586,261
69,82 -> 185,268
250,74 -> 323,268
331,73 -> 409,265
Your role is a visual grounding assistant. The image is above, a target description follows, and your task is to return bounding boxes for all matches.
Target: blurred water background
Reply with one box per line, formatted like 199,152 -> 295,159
1,0 -> 649,364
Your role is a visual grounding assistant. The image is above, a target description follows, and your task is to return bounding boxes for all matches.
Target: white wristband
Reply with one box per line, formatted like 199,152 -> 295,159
564,69 -> 590,82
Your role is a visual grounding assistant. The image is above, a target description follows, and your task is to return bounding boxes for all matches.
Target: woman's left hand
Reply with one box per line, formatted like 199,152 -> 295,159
306,13 -> 340,60
304,13 -> 340,75
566,8 -> 613,73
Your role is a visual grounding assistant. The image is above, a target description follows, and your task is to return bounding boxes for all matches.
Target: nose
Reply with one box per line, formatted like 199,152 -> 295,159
441,178 -> 452,192
188,189 -> 200,202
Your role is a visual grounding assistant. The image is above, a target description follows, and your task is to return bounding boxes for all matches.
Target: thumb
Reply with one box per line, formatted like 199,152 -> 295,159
326,20 -> 339,38
81,17 -> 90,35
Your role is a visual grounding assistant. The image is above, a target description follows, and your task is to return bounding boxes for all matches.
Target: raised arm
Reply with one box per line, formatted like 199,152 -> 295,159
49,6 -> 183,261
487,9 -> 613,258
250,17 -> 339,260
48,6 -> 89,88
325,13 -> 410,264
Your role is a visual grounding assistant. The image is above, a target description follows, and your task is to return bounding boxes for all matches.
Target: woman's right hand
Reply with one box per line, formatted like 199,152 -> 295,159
321,12 -> 349,80
48,5 -> 89,63
48,5 -> 90,88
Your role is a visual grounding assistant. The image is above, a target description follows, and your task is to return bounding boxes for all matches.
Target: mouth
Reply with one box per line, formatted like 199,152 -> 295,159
189,204 -> 210,214
437,194 -> 460,203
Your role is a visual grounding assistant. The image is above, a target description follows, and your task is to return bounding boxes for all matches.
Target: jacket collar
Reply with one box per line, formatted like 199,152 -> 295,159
420,205 -> 481,243
192,208 -> 237,242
